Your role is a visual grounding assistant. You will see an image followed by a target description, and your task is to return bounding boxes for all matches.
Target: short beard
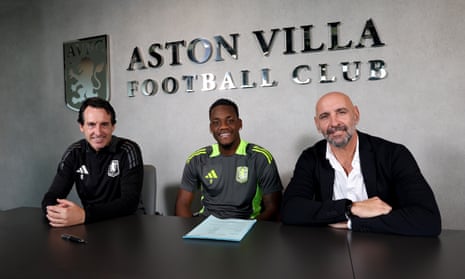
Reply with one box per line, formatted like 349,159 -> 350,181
324,125 -> 353,148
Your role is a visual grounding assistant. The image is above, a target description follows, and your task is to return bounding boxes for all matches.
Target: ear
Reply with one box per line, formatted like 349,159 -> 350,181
314,116 -> 321,133
353,106 -> 360,124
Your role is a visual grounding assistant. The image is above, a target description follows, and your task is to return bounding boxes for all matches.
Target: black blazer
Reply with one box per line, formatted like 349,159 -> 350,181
282,131 -> 441,236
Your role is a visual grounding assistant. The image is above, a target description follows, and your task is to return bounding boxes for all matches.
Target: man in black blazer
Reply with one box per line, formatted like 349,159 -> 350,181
282,92 -> 441,236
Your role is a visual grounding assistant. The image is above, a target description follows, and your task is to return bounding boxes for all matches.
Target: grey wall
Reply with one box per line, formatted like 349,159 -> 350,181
1,0 -> 464,229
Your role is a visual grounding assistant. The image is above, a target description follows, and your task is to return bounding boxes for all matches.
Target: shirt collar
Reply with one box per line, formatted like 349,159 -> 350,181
85,136 -> 118,153
325,137 -> 360,167
210,139 -> 248,157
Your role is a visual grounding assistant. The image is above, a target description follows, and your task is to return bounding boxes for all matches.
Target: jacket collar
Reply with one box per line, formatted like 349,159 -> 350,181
84,136 -> 119,153
357,131 -> 377,197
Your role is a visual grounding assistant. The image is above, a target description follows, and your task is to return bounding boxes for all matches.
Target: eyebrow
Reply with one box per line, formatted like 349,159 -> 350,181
317,107 -> 349,118
317,112 -> 329,119
211,115 -> 235,120
86,121 -> 111,125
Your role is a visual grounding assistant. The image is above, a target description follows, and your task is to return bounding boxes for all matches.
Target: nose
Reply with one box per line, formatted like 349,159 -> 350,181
95,124 -> 104,135
218,120 -> 229,129
328,113 -> 338,127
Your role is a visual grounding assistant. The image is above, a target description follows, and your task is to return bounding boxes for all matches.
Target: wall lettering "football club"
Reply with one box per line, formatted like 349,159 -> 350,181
126,19 -> 387,97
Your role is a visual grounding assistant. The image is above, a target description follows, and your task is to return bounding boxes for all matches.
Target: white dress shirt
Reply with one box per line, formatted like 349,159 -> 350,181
326,139 -> 368,229
326,138 -> 368,201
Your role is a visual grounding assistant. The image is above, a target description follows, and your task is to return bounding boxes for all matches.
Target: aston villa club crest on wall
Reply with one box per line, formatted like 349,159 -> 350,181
63,35 -> 110,111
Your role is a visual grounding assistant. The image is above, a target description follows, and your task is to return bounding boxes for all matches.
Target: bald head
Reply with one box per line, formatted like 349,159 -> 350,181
314,91 -> 360,148
315,92 -> 356,118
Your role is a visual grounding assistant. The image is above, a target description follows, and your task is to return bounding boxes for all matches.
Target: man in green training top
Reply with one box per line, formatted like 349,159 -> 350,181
175,98 -> 283,221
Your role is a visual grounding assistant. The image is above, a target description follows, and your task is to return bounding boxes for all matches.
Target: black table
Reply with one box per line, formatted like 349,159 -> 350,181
0,207 -> 351,278
349,229 -> 465,279
1,208 -> 464,278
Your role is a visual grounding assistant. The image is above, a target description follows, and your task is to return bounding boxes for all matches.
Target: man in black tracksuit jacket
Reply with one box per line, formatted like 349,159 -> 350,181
42,97 -> 143,227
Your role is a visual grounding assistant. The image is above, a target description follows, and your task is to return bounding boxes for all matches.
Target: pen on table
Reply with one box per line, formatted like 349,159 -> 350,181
61,234 -> 87,244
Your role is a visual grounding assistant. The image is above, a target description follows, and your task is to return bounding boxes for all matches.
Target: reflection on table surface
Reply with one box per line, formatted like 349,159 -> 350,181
1,207 -> 464,279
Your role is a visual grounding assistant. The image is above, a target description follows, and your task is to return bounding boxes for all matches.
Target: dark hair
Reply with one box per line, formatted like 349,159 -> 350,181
77,97 -> 117,125
209,98 -> 239,118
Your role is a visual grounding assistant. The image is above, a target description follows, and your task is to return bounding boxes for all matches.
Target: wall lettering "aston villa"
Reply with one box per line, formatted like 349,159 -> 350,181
126,18 -> 387,96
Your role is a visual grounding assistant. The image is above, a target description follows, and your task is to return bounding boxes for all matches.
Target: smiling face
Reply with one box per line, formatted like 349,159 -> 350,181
314,92 -> 359,148
79,107 -> 115,151
209,104 -> 242,155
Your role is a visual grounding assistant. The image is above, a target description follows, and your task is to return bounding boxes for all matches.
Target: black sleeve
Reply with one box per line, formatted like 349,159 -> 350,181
281,148 -> 349,226
352,145 -> 442,236
41,146 -> 78,215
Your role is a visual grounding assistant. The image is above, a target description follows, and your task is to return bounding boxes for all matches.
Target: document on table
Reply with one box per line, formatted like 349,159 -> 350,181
183,215 -> 257,242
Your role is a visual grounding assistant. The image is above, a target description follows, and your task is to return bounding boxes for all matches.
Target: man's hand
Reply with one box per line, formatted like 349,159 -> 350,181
351,196 -> 392,218
329,222 -> 349,229
329,196 -> 392,229
46,199 -> 86,227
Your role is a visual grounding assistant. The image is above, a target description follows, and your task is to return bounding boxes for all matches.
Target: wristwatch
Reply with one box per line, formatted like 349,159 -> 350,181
345,200 -> 353,230
345,200 -> 353,220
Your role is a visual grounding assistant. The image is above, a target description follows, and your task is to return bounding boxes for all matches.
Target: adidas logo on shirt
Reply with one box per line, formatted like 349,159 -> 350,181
205,169 -> 218,184
76,165 -> 89,180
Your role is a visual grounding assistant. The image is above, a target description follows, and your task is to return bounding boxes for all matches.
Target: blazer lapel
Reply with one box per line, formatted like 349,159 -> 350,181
358,132 -> 377,197
316,141 -> 335,200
